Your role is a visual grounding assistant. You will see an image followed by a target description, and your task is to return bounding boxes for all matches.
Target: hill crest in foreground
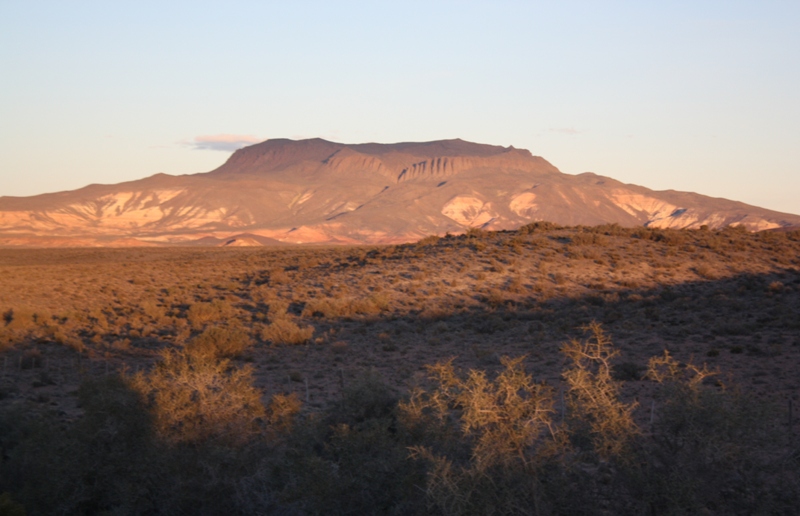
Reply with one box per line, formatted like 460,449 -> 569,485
1,138 -> 798,246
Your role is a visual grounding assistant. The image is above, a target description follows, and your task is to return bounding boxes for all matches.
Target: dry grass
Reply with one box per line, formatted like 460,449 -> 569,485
1,224 -> 799,513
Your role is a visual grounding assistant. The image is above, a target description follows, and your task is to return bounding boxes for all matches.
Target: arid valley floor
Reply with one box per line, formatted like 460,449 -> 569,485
1,223 -> 799,514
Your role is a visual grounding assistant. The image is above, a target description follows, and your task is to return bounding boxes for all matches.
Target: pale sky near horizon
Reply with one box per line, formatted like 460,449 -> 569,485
1,1 -> 798,215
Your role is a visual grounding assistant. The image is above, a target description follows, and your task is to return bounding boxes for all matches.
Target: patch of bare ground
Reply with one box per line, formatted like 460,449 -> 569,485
1,223 -> 799,514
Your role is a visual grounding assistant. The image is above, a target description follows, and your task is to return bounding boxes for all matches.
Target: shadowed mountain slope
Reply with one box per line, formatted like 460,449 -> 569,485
1,138 -> 798,246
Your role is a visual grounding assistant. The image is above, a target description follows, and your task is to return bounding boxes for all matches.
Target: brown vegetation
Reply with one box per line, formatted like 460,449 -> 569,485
1,223 -> 799,513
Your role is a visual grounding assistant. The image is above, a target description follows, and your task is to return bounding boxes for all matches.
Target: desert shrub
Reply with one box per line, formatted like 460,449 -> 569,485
571,231 -> 608,246
483,288 -> 507,307
348,295 -> 384,315
131,350 -> 265,445
278,371 -> 425,515
185,324 -> 252,359
693,263 -> 718,280
260,318 -> 314,345
651,229 -> 687,246
561,322 -> 639,460
187,302 -> 218,327
0,375 -> 159,515
267,268 -> 289,285
326,341 -> 347,355
2,307 -> 39,334
338,369 -> 398,424
621,351 -> 799,514
186,299 -> 235,329
400,356 -> 570,515
266,298 -> 290,320
302,296 -> 382,319
370,292 -> 391,311
768,280 -> 784,293
140,300 -> 164,320
417,234 -> 441,246
518,221 -> 560,234
465,226 -> 486,239
250,284 -> 276,305
591,223 -> 629,237
506,275 -> 525,293
470,240 -> 487,251
266,393 -> 302,434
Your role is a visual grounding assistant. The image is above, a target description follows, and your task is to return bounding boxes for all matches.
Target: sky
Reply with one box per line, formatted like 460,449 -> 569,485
1,1 -> 798,215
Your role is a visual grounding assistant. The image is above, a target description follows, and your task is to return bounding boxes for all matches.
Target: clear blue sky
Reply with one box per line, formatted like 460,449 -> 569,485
1,1 -> 798,215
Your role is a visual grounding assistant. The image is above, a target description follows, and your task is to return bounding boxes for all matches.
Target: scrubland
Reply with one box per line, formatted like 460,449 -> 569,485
1,223 -> 799,514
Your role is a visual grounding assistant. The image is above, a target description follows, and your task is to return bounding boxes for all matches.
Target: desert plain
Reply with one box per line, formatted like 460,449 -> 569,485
1,223 -> 799,514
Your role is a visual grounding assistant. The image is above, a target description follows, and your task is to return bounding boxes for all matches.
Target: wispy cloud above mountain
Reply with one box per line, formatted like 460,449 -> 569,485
548,127 -> 581,136
185,134 -> 263,152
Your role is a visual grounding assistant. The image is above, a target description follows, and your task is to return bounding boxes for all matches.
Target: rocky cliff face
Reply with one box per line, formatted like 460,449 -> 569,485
1,138 -> 798,246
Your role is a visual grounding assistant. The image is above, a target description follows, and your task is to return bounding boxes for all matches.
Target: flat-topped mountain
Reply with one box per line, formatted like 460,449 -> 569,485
1,138 -> 798,246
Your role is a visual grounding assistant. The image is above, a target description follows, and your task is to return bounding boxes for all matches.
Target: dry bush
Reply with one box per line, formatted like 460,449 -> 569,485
417,235 -> 441,246
260,318 -> 314,345
131,350 -> 265,446
693,263 -> 718,280
768,280 -> 784,293
266,393 -> 302,434
561,322 -> 639,460
628,351 -> 796,514
266,299 -> 290,321
331,340 -> 348,354
276,371 -> 419,515
186,299 -> 235,329
400,356 -> 563,514
267,268 -> 290,285
646,349 -> 716,387
570,232 -> 608,246
464,227 -> 486,239
518,221 -> 560,235
250,284 -> 275,305
483,288 -> 507,308
302,296 -> 383,318
44,325 -> 86,352
139,300 -> 164,320
2,307 -> 39,333
185,325 -> 252,359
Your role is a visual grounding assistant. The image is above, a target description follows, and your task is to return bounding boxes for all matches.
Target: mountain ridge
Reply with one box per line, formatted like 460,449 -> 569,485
1,138 -> 798,247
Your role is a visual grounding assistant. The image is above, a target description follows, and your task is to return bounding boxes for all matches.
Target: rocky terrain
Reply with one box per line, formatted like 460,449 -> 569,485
2,138 -> 798,247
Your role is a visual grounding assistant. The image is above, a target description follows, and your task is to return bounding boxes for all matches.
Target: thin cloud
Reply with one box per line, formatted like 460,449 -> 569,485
185,134 -> 263,152
549,127 -> 581,136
